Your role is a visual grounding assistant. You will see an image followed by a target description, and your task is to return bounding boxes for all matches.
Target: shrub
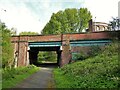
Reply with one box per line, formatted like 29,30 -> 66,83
87,45 -> 101,57
72,51 -> 88,61
54,42 -> 119,88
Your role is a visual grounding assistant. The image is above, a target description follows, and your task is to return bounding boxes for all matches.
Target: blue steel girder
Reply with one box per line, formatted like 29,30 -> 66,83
29,41 -> 62,47
28,39 -> 112,48
70,39 -> 112,47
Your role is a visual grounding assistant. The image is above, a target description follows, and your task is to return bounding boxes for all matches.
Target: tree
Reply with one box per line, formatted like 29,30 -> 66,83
78,8 -> 92,32
0,22 -> 14,68
41,8 -> 92,35
11,27 -> 17,35
37,51 -> 57,63
19,31 -> 39,35
109,17 -> 120,31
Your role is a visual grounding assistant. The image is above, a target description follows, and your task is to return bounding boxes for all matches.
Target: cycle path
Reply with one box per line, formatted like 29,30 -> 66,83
15,67 -> 55,88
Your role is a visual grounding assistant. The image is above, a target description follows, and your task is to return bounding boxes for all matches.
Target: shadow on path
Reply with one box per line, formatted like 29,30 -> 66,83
36,63 -> 59,68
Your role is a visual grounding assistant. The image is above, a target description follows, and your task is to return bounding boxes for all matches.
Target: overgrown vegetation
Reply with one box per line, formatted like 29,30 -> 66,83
2,65 -> 39,88
72,45 -> 101,61
0,22 -> 40,89
54,42 -> 119,88
19,31 -> 39,35
0,22 -> 14,68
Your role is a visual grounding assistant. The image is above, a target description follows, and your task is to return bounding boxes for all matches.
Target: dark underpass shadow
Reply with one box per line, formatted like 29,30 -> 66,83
35,63 -> 59,68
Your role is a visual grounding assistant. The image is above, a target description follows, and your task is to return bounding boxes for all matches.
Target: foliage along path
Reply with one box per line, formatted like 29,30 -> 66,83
14,67 -> 55,88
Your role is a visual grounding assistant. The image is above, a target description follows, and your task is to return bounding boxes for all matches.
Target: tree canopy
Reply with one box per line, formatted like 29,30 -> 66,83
109,17 -> 120,30
42,8 -> 92,35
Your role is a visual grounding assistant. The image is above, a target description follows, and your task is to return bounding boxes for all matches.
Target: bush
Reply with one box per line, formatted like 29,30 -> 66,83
87,45 -> 101,57
54,42 -> 119,88
72,45 -> 102,61
72,52 -> 88,61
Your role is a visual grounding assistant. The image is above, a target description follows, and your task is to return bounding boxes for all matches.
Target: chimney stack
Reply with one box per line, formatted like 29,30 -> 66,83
88,19 -> 93,32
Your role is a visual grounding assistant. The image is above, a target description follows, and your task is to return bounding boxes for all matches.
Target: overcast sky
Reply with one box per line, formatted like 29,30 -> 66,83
0,0 -> 119,34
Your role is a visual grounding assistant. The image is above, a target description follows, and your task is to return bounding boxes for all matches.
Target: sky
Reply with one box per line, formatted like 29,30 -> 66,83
0,0 -> 119,34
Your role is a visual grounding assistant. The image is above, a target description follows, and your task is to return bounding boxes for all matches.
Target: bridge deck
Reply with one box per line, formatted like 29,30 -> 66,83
28,39 -> 111,47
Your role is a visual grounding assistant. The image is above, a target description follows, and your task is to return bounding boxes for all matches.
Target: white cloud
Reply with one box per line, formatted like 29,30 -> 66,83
0,0 -> 65,34
83,0 -> 119,23
0,2 -> 42,34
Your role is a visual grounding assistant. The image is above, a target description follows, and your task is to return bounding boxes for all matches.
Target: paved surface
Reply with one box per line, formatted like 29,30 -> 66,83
15,67 -> 55,88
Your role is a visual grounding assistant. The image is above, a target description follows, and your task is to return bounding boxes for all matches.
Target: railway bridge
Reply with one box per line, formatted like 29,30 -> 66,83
11,31 -> 119,67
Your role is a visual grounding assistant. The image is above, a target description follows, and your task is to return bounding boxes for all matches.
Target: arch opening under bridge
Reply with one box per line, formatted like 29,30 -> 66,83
28,41 -> 62,67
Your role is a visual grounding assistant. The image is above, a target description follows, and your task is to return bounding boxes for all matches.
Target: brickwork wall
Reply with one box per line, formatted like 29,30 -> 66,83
71,46 -> 90,53
11,31 -> 120,42
17,42 -> 24,66
28,35 -> 61,42
11,35 -> 61,42
61,34 -> 71,66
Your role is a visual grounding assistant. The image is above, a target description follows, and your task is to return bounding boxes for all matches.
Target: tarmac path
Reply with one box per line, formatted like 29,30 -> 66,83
15,66 -> 55,88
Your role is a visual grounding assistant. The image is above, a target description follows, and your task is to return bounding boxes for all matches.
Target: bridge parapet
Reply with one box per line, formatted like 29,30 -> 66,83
11,31 -> 120,42
69,31 -> 118,41
11,34 -> 62,42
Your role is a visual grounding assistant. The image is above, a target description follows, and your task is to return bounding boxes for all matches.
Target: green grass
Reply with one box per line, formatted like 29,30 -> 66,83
2,65 -> 40,88
54,42 -> 119,88
0,69 -> 2,90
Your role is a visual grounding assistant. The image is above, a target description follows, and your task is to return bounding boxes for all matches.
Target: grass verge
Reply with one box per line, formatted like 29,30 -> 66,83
2,65 -> 39,88
53,42 -> 119,88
